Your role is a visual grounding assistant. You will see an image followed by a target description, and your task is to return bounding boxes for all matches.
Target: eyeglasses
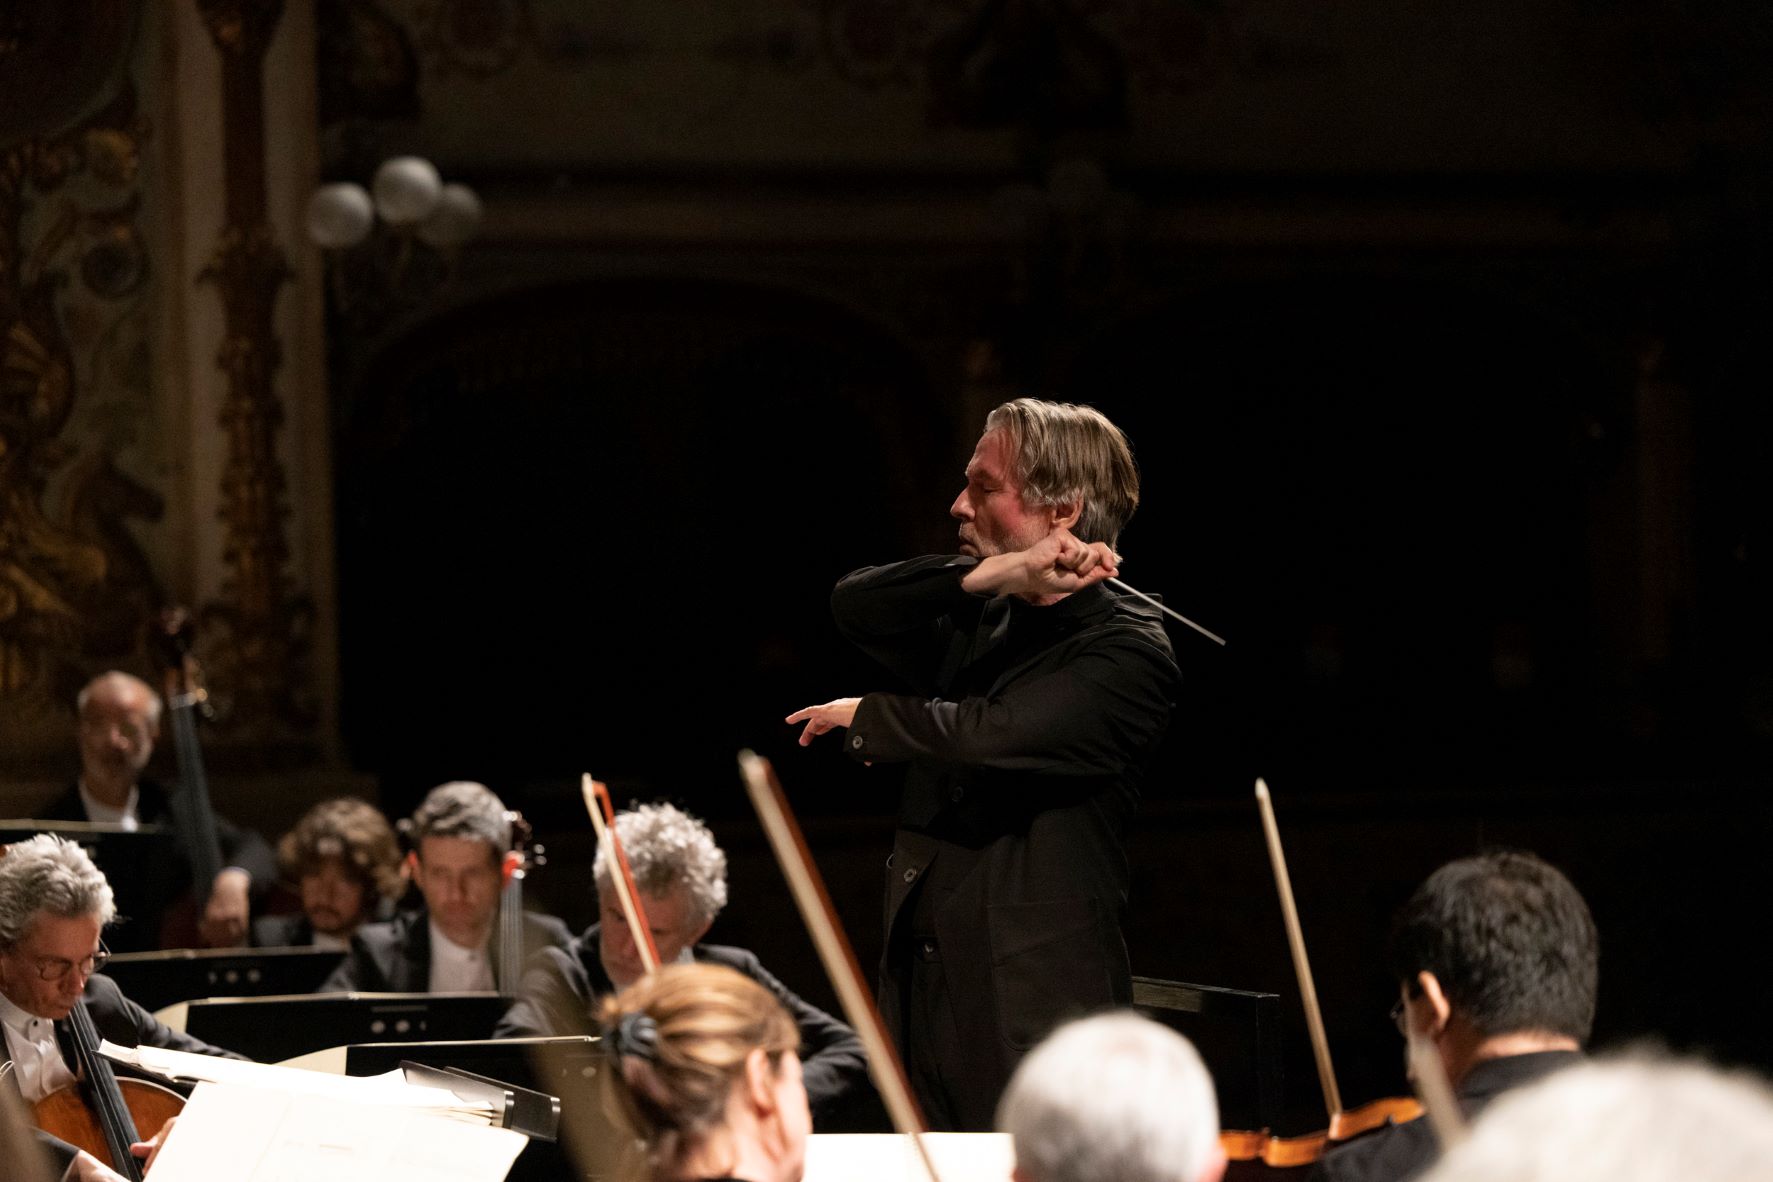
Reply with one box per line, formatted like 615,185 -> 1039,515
28,942 -> 110,982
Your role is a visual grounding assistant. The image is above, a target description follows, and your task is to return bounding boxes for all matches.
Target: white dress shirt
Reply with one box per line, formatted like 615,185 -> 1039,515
426,919 -> 495,992
76,780 -> 140,830
0,990 -> 78,1102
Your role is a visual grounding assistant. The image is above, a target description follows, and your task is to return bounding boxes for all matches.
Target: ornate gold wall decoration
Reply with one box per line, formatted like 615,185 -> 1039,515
1,43 -> 163,755
194,0 -> 317,746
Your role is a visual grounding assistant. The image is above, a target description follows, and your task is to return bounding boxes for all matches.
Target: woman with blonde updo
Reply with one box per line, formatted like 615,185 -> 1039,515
598,962 -> 811,1182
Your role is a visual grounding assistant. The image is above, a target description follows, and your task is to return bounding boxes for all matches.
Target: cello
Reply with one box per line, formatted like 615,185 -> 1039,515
31,1001 -> 184,1179
495,810 -> 544,996
0,845 -> 182,1177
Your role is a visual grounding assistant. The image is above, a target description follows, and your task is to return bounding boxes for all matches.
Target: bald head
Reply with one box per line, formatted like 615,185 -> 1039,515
76,671 -> 161,806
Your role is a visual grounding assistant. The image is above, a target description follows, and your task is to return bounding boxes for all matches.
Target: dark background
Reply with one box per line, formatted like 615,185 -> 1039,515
313,0 -> 1772,1133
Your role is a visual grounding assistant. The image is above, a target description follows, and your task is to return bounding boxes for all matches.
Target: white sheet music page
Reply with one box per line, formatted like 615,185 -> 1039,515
804,1133 -> 1016,1182
146,1081 -> 528,1182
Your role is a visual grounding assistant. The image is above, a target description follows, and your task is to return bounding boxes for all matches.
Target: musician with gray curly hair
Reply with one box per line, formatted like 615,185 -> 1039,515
1,835 -> 244,1180
495,802 -> 868,1124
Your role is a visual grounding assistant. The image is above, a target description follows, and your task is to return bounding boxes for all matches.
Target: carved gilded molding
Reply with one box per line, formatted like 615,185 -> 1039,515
194,0 -> 316,746
0,61 -> 163,753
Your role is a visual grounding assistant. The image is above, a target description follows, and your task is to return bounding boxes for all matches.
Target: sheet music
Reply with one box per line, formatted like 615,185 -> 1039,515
100,1041 -> 494,1119
147,1082 -> 528,1182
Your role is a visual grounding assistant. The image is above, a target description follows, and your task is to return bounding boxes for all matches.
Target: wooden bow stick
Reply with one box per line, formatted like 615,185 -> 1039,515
738,750 -> 943,1182
580,773 -> 659,974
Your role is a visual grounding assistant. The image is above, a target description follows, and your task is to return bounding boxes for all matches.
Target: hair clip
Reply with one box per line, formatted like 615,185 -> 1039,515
606,1010 -> 659,1062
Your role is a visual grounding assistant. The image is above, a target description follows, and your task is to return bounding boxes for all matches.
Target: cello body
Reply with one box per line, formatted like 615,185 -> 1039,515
34,1078 -> 184,1174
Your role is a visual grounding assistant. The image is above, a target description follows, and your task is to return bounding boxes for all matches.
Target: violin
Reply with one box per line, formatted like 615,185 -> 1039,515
153,608 -> 231,949
1219,779 -> 1433,1175
32,991 -> 184,1178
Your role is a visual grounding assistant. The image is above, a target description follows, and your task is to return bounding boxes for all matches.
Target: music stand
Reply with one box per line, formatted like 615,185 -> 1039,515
1132,975 -> 1285,1131
180,992 -> 512,1063
103,946 -> 346,1012
0,821 -> 185,954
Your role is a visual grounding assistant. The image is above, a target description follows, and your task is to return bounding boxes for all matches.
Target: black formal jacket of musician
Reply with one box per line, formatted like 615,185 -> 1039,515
7,973 -> 248,1174
1310,1050 -> 1583,1182
493,923 -> 870,1122
38,781 -> 276,954
319,906 -> 572,994
832,556 -> 1179,1129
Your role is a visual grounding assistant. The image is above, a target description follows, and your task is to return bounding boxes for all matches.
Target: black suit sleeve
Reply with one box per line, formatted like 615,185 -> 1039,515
86,974 -> 251,1061
32,1129 -> 79,1181
729,953 -> 869,1120
320,925 -> 391,993
213,814 -> 276,895
494,945 -> 592,1038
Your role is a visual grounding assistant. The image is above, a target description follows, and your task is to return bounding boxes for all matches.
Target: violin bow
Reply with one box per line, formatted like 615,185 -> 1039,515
738,750 -> 944,1182
580,774 -> 660,974
1255,778 -> 1346,1125
1407,1035 -> 1469,1150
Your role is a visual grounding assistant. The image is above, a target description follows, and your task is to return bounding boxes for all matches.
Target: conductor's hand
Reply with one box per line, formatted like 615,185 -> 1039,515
786,698 -> 861,746
962,528 -> 1120,599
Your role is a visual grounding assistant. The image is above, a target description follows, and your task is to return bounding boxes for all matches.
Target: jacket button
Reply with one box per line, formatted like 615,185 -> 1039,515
950,786 -> 965,803
903,867 -> 918,884
849,734 -> 864,750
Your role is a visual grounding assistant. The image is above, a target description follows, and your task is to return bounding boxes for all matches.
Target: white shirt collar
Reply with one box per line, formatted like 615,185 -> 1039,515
427,918 -> 494,992
77,780 -> 139,829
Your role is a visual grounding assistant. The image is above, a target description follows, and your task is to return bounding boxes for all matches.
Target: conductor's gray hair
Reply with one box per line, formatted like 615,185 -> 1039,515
0,835 -> 117,947
984,398 -> 1140,549
592,803 -> 729,927
998,1012 -> 1221,1182
76,671 -> 163,730
1420,1053 -> 1773,1182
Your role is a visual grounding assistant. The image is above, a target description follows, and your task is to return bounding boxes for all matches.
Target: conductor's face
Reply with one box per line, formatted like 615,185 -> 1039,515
951,430 -> 1054,558
412,836 -> 503,949
0,911 -> 104,1020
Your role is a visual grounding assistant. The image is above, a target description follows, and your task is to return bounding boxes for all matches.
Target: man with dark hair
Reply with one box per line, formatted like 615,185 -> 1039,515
320,782 -> 569,993
1312,850 -> 1598,1182
37,671 -> 276,950
789,398 -> 1181,1129
494,802 -> 868,1124
253,797 -> 405,949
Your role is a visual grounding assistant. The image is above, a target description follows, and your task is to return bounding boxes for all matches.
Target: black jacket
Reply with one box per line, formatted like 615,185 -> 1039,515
1311,1050 -> 1584,1182
493,923 -> 870,1123
319,907 -> 573,994
833,556 -> 1179,1126
39,780 -> 277,953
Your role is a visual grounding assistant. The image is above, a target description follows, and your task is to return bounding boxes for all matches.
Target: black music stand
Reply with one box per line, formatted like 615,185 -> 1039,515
347,1038 -> 603,1182
1132,975 -> 1285,1131
102,946 -> 346,1012
179,992 -> 511,1063
0,821 -> 186,953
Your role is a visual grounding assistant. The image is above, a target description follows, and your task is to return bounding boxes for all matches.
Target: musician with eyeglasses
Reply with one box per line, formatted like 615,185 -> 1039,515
1,835 -> 246,1180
